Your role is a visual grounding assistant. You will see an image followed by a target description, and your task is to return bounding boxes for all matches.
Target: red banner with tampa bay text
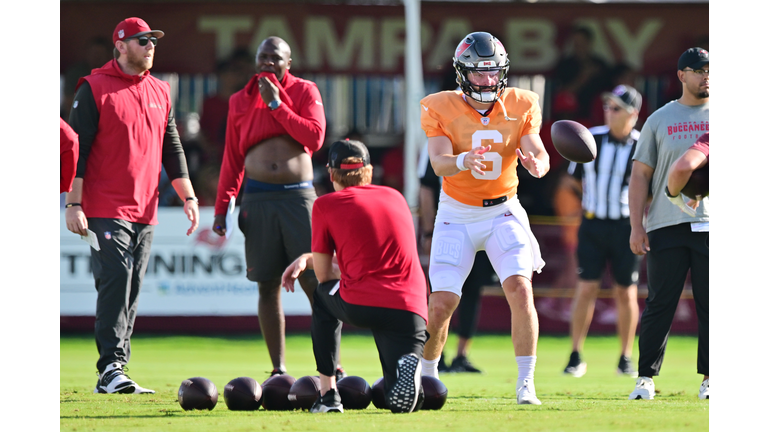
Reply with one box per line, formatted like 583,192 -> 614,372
61,2 -> 708,77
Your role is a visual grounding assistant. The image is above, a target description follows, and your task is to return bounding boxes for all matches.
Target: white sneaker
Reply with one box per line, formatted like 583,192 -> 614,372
698,378 -> 709,400
132,383 -> 156,394
516,379 -> 542,405
563,362 -> 587,378
629,376 -> 655,400
93,362 -> 155,394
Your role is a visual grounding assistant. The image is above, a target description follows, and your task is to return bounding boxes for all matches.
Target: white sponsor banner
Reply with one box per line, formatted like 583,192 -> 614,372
60,208 -> 312,316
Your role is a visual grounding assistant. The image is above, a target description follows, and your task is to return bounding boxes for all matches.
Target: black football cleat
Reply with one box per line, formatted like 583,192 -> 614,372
310,388 -> 344,413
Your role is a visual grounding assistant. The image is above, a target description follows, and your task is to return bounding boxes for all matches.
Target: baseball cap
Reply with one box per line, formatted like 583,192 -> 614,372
113,17 -> 165,44
678,47 -> 709,71
602,85 -> 642,113
327,139 -> 371,170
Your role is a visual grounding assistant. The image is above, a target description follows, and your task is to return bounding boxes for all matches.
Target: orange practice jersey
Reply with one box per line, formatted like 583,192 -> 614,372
421,89 -> 541,207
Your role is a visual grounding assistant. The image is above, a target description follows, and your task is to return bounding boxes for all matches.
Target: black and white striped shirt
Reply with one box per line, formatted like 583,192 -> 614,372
568,126 -> 640,220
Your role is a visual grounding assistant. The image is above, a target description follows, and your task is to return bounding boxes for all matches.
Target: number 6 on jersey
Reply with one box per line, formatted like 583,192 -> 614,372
472,130 -> 502,180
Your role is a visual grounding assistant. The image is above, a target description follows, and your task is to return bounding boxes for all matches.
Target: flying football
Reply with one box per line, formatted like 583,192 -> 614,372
550,120 -> 597,163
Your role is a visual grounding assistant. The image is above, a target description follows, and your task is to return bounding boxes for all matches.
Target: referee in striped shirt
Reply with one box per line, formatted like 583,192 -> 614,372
562,85 -> 643,378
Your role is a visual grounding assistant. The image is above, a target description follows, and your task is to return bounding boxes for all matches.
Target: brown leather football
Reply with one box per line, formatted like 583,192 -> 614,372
223,377 -> 262,411
287,375 -> 320,410
178,377 -> 218,411
551,120 -> 597,163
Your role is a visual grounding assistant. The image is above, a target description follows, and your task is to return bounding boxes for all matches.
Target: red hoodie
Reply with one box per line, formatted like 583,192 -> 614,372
76,60 -> 172,225
214,71 -> 326,215
60,118 -> 78,194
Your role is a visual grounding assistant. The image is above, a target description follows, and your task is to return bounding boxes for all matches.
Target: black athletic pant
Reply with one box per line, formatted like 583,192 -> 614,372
638,223 -> 709,377
88,218 -> 155,374
311,280 -> 428,392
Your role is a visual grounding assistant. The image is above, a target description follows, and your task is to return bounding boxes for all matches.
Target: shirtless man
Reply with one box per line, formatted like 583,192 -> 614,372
212,37 -> 337,378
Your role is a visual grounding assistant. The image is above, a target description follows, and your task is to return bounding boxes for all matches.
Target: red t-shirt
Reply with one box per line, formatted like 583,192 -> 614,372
690,132 -> 709,157
312,185 -> 428,321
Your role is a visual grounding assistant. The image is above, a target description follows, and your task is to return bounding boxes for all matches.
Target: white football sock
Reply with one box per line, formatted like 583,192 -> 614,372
421,356 -> 440,379
516,355 -> 537,389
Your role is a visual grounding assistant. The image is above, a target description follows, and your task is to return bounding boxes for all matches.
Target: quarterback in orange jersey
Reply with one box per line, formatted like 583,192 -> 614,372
420,32 -> 550,405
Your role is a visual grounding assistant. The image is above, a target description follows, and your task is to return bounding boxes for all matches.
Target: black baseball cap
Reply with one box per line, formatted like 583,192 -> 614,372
602,84 -> 642,113
327,139 -> 371,169
678,47 -> 709,71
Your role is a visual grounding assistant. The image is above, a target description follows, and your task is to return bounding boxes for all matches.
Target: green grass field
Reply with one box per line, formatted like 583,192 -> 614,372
60,333 -> 708,431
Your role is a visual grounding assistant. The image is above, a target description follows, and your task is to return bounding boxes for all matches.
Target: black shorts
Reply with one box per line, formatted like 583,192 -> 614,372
576,217 -> 641,287
238,188 -> 316,282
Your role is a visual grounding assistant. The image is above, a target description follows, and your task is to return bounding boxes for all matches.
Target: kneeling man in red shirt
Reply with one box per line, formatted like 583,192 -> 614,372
282,139 -> 428,414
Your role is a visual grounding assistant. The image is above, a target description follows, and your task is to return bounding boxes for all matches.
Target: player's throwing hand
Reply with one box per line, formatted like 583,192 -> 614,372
516,148 -> 546,178
463,145 -> 492,175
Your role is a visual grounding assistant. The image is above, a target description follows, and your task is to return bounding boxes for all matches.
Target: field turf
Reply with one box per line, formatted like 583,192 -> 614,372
60,333 -> 708,431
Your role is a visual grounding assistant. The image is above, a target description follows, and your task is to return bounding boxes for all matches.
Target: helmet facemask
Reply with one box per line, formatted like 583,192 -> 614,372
453,32 -> 510,105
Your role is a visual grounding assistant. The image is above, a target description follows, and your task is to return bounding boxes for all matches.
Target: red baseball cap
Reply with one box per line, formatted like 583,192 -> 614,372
112,17 -> 164,44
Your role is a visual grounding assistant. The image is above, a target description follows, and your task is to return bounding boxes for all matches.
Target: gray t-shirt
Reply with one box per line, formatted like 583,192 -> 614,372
633,100 -> 709,232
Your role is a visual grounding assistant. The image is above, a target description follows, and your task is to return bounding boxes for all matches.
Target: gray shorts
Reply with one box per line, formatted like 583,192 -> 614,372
238,188 -> 317,282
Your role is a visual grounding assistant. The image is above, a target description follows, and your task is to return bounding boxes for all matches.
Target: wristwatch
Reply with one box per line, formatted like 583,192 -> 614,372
664,186 -> 677,198
268,100 -> 281,110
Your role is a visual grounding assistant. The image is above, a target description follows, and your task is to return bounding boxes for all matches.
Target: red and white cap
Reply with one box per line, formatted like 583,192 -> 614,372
112,17 -> 164,44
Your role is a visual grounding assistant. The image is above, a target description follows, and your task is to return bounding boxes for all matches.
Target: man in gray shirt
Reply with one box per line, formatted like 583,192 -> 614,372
627,47 -> 709,400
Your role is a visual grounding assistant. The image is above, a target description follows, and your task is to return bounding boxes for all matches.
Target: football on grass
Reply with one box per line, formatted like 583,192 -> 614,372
261,374 -> 296,411
178,377 -> 218,411
680,162 -> 708,198
371,377 -> 387,409
550,120 -> 597,163
420,376 -> 448,410
223,377 -> 262,411
288,375 -> 321,410
336,376 -> 372,409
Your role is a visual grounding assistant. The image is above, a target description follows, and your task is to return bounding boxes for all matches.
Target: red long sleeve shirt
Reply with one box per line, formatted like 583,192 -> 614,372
214,71 -> 326,215
60,118 -> 78,194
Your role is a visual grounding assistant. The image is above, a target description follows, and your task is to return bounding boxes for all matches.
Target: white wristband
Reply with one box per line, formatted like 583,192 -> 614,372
456,152 -> 469,171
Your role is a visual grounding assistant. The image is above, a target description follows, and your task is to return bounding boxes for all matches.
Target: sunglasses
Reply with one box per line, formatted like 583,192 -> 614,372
603,104 -> 623,112
683,68 -> 709,76
127,36 -> 158,47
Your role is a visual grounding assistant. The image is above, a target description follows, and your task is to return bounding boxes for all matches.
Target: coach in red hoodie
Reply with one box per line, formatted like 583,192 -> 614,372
65,17 -> 199,395
211,36 -> 328,378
